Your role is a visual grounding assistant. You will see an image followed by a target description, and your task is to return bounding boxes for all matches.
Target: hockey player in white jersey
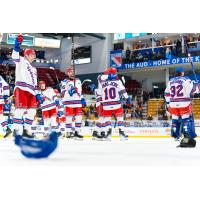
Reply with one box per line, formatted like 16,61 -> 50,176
165,67 -> 199,147
0,74 -> 12,137
39,81 -> 59,136
91,69 -> 110,140
12,34 -> 44,138
61,66 -> 86,139
98,68 -> 132,140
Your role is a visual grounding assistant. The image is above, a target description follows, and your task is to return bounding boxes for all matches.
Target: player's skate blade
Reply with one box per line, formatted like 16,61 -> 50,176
73,131 -> 83,140
119,129 -> 128,141
3,127 -> 12,138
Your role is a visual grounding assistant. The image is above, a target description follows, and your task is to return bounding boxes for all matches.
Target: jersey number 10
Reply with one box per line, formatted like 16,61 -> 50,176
104,87 -> 116,100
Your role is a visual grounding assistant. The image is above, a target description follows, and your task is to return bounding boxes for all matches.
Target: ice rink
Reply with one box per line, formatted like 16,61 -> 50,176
1,137 -> 200,166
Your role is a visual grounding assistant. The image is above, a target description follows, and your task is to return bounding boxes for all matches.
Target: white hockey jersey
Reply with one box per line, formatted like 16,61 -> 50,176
164,76 -> 199,108
0,75 -> 10,104
61,78 -> 82,108
12,50 -> 38,96
98,78 -> 128,110
40,87 -> 57,111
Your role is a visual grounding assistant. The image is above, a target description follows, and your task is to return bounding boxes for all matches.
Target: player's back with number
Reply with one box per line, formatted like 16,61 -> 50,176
99,79 -> 127,110
165,76 -> 197,107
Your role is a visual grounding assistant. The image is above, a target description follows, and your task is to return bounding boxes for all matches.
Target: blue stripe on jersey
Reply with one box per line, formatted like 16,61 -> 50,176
41,102 -> 56,110
63,100 -> 82,105
16,81 -> 36,91
103,101 -> 121,106
170,98 -> 191,102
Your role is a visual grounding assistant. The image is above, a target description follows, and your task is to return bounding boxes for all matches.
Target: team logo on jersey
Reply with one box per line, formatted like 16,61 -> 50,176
110,50 -> 122,68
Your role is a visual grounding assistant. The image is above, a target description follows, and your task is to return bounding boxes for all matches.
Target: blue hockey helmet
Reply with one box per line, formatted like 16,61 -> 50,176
176,67 -> 185,73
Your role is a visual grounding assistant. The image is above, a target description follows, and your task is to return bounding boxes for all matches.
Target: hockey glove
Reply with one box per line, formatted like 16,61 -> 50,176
81,97 -> 87,108
68,86 -> 77,96
108,74 -> 119,81
57,111 -> 63,118
3,103 -> 11,112
126,97 -> 132,108
14,34 -> 23,52
55,99 -> 60,106
36,94 -> 45,104
3,95 -> 9,100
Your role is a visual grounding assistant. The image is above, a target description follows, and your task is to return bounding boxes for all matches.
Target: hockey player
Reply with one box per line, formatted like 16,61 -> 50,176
98,67 -> 132,140
164,67 -> 198,147
12,34 -> 44,138
91,69 -> 110,140
0,74 -> 12,137
38,81 -> 59,136
61,66 -> 86,139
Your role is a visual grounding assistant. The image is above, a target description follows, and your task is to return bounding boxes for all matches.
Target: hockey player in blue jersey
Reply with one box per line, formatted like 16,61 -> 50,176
165,67 -> 199,147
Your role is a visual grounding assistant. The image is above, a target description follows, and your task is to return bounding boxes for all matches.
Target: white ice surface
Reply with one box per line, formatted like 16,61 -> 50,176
1,138 -> 200,166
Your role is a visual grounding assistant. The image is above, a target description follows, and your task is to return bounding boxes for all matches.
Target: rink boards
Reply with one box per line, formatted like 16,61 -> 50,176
1,125 -> 200,138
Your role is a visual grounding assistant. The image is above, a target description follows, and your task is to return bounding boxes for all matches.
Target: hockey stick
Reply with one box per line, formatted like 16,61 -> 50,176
82,79 -> 92,86
71,34 -> 76,88
49,66 -> 61,91
183,35 -> 198,82
121,76 -> 126,85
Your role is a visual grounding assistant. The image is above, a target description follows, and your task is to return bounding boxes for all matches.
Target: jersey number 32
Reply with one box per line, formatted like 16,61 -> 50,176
170,85 -> 183,97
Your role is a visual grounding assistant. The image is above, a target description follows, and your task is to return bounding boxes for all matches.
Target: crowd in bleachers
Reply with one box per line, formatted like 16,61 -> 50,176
122,35 -> 200,64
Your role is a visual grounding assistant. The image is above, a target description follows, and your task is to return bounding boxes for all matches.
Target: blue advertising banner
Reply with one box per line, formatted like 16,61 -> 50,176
110,50 -> 122,68
119,56 -> 200,70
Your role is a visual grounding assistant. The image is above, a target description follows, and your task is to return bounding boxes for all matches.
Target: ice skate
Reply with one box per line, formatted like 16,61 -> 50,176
65,132 -> 75,139
177,136 -> 196,148
3,127 -> 12,138
22,129 -> 34,139
119,129 -> 128,141
104,128 -> 112,141
92,130 -> 104,140
73,131 -> 83,140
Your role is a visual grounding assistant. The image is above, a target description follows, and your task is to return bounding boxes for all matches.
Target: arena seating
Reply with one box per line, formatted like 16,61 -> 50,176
0,65 -> 67,88
37,68 -> 67,88
125,80 -> 141,93
147,99 -> 165,118
192,99 -> 200,119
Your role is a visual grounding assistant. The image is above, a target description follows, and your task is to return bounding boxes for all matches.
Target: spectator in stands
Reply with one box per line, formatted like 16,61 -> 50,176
165,47 -> 171,59
125,47 -> 131,63
137,53 -> 143,62
176,39 -> 182,57
143,51 -> 151,61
